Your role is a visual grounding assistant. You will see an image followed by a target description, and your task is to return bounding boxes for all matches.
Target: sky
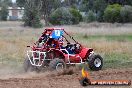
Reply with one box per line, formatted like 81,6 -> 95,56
12,0 -> 16,3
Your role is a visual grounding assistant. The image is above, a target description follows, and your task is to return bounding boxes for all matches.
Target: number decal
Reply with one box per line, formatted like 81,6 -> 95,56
55,30 -> 60,36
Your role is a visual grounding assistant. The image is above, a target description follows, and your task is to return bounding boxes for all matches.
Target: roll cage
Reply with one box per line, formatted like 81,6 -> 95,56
34,28 -> 82,51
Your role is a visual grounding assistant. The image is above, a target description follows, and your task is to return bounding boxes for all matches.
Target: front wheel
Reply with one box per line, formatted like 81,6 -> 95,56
88,54 -> 103,71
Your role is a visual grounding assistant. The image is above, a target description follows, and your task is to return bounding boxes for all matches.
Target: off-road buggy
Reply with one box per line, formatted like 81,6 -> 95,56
24,28 -> 103,72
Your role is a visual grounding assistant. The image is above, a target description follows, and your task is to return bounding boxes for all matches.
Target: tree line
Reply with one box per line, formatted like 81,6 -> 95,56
0,0 -> 132,28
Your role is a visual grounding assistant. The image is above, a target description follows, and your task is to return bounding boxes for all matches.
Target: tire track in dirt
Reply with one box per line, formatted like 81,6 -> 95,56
0,68 -> 131,88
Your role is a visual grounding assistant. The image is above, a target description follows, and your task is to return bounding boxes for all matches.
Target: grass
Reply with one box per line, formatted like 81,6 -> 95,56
73,34 -> 132,69
104,53 -> 132,68
75,33 -> 132,42
0,21 -> 132,69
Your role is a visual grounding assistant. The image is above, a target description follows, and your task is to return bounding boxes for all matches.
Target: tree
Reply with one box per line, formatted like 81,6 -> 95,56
93,0 -> 107,22
120,5 -> 132,22
0,0 -> 11,21
52,0 -> 62,9
79,0 -> 107,22
16,0 -> 26,8
16,0 -> 62,26
105,0 -> 128,5
0,0 -> 2,6
62,0 -> 78,7
79,0 -> 106,13
79,0 -> 94,12
23,0 -> 42,28
49,7 -> 73,25
69,8 -> 82,24
0,0 -> 12,6
103,4 -> 122,23
41,0 -> 65,26
85,10 -> 96,23
49,7 -> 82,25
93,0 -> 107,13
41,0 -> 54,26
0,5 -> 8,21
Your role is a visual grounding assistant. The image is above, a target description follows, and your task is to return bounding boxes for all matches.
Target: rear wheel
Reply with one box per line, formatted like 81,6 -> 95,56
49,58 -> 66,71
88,54 -> 103,71
23,57 -> 40,72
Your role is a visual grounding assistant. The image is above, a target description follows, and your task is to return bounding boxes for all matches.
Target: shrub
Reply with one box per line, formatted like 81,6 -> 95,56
49,7 -> 73,25
69,8 -> 82,24
84,10 -> 96,23
120,5 -> 132,23
103,4 -> 122,23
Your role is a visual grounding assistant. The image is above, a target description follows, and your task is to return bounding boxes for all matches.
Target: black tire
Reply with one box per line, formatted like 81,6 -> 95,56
23,57 -> 40,72
88,54 -> 103,71
49,58 -> 66,71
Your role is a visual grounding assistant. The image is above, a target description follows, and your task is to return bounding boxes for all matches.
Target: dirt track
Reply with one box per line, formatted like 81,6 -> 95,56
0,68 -> 131,88
0,22 -> 132,88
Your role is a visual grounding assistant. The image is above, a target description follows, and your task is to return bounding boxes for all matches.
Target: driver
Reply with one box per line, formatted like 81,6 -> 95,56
66,43 -> 75,54
37,33 -> 50,48
59,36 -> 75,54
59,36 -> 65,49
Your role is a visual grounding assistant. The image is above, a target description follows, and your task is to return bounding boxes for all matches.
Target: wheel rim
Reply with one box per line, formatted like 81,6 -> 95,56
56,63 -> 64,71
94,58 -> 101,67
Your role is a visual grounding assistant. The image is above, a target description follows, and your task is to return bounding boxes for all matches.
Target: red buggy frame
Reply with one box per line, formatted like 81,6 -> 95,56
24,28 -> 103,72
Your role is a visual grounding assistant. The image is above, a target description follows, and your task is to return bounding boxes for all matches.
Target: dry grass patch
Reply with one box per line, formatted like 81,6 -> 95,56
0,21 -> 132,69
